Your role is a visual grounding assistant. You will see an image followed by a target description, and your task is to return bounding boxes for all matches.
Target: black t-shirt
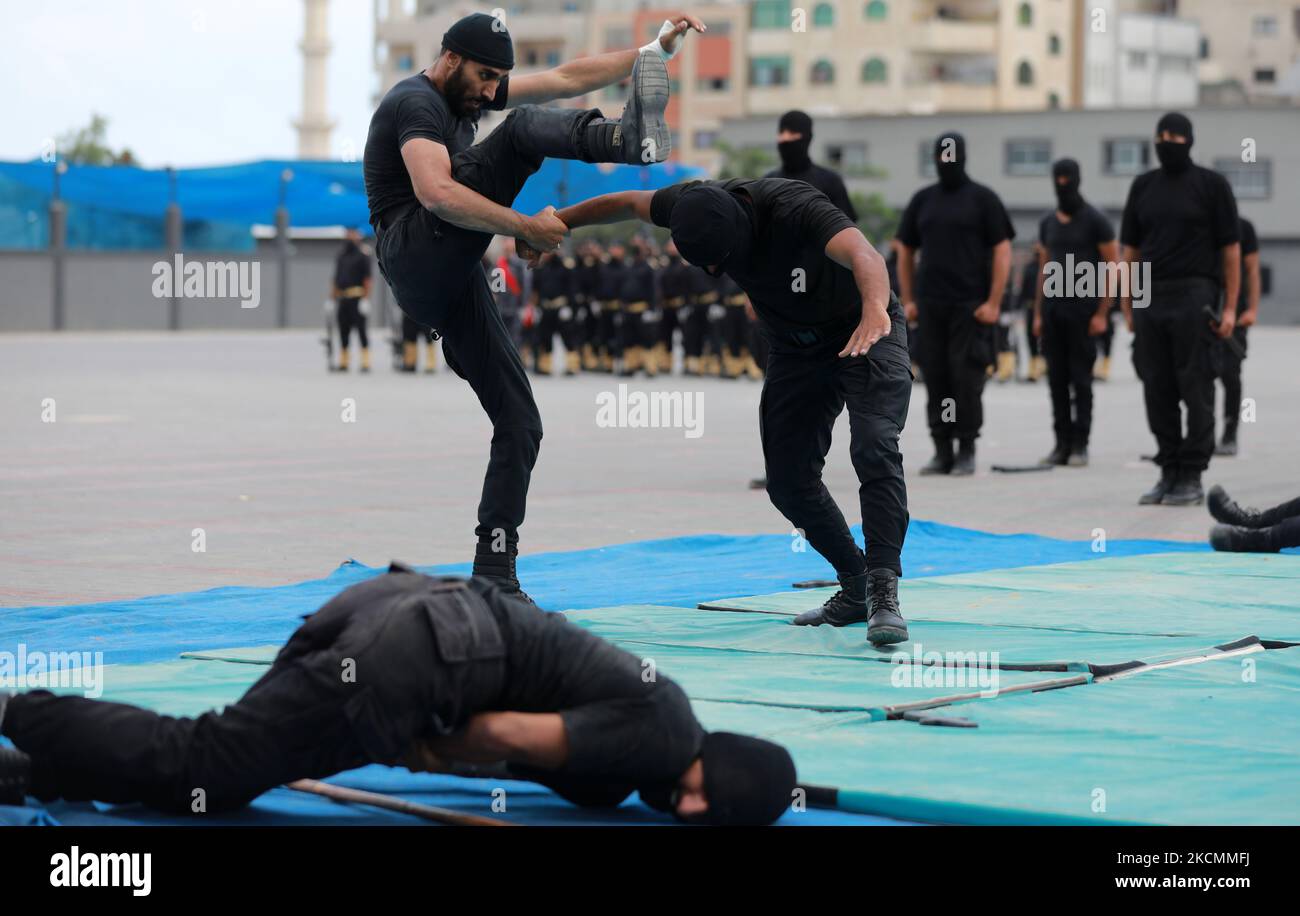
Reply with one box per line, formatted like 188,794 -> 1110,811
1037,204 -> 1115,305
896,180 -> 1014,304
533,257 -> 575,301
764,162 -> 858,221
333,242 -> 372,290
620,257 -> 656,304
1119,164 -> 1239,286
363,72 -> 510,228
651,178 -> 907,363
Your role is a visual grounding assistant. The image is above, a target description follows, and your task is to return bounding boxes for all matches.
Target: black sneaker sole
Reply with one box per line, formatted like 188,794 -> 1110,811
868,625 -> 909,646
621,51 -> 670,164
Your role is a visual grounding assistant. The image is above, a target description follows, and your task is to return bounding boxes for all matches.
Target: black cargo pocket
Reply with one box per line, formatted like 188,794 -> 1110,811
423,589 -> 506,664
342,687 -> 412,763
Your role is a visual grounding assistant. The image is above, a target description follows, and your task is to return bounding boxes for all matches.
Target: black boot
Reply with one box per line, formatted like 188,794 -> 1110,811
1163,469 -> 1205,507
1040,443 -> 1069,466
1209,523 -> 1280,553
1138,467 -> 1177,505
1208,485 -> 1266,528
1067,446 -> 1089,467
951,439 -> 976,476
792,571 -> 869,626
920,437 -> 953,476
865,569 -> 908,646
471,539 -> 538,608
0,745 -> 31,806
581,50 -> 670,165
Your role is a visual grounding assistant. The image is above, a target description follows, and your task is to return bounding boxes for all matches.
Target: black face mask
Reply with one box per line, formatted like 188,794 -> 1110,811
778,138 -> 812,173
1052,158 -> 1083,215
934,132 -> 968,191
1155,141 -> 1192,175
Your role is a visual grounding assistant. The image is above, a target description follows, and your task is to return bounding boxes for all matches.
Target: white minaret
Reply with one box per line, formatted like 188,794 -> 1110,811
295,0 -> 335,159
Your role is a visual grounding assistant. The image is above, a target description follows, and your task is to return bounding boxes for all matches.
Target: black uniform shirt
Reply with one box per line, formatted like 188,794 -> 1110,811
363,72 -> 510,227
1119,164 -> 1239,286
896,181 -> 1014,304
764,162 -> 858,221
597,256 -> 625,301
1038,204 -> 1115,305
651,178 -> 908,363
334,242 -> 372,290
620,256 -> 656,304
533,257 -> 575,301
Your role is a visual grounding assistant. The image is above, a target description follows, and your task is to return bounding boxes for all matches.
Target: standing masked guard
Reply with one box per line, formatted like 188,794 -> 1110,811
718,272 -> 753,379
364,12 -> 704,597
765,110 -> 858,222
537,177 -> 913,646
530,250 -> 581,376
331,227 -> 374,373
1120,112 -> 1240,507
618,239 -> 659,377
896,132 -> 1014,476
657,241 -> 693,375
1018,255 -> 1046,381
595,241 -> 626,373
1032,158 -> 1117,467
400,313 -> 439,373
575,241 -> 603,371
1214,216 -> 1260,456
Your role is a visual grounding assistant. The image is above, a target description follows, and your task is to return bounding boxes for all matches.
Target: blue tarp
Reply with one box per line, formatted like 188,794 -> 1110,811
0,157 -> 702,250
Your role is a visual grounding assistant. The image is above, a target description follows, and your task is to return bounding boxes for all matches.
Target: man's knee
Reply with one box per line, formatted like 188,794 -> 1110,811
850,425 -> 903,482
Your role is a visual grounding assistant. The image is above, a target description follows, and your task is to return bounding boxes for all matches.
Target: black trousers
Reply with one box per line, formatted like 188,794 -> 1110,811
537,302 -> 583,356
1041,300 -> 1096,450
337,297 -> 369,349
681,304 -> 706,359
916,298 -> 992,442
1216,326 -> 1248,439
2,575 -> 506,814
375,106 -> 601,544
1132,279 -> 1220,474
761,333 -> 912,577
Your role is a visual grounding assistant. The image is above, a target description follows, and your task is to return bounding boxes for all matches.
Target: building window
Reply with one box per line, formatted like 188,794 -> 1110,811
1047,90 -> 1060,109
918,140 -> 936,178
811,59 -> 836,84
864,0 -> 887,21
751,0 -> 791,29
395,53 -> 414,71
1259,264 -> 1272,297
814,2 -> 835,27
1252,16 -> 1278,37
1047,33 -> 1060,56
1128,51 -> 1149,68
1254,68 -> 1277,83
1017,60 -> 1034,86
546,49 -> 560,67
1018,2 -> 1033,27
827,142 -> 868,173
1005,139 -> 1051,176
750,56 -> 792,87
694,130 -> 719,150
697,76 -> 730,92
1103,138 -> 1149,176
862,57 -> 887,83
1215,158 -> 1272,200
1199,37 -> 1210,59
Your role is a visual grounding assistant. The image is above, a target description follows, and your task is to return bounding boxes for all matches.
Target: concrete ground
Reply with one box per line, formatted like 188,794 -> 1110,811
2,326 -> 1295,606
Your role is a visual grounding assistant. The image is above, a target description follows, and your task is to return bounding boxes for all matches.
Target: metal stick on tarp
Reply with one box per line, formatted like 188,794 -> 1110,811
287,778 -> 516,827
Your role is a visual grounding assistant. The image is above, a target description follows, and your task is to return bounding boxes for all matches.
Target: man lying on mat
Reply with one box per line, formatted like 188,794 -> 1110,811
0,564 -> 795,826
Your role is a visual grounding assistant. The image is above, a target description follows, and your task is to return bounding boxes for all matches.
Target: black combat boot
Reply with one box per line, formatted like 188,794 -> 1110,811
1139,467 -> 1177,505
580,50 -> 670,165
1207,485 -> 1265,528
920,437 -> 954,476
951,439 -> 976,476
865,569 -> 909,646
1209,523 -> 1280,553
1040,443 -> 1069,466
471,539 -> 538,608
792,571 -> 869,627
1162,469 -> 1205,507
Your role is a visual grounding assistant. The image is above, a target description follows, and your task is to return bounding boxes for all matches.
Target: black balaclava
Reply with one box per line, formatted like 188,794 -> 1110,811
442,12 -> 515,69
934,131 -> 968,191
696,733 -> 797,826
1052,158 -> 1083,215
669,184 -> 753,277
777,109 -> 814,174
1155,111 -> 1193,176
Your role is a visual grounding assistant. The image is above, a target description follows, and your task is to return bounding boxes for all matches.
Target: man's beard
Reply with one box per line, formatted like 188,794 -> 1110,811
445,64 -> 483,118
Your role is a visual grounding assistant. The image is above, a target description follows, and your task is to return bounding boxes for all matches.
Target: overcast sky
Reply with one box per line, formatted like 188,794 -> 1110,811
1,0 -> 377,167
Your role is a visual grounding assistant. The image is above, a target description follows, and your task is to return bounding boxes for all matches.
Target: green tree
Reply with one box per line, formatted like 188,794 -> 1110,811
715,141 -> 776,180
851,191 -> 899,246
57,114 -> 137,166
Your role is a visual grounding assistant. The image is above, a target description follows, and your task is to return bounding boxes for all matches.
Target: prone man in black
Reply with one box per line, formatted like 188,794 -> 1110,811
895,132 -> 1014,477
1120,112 -> 1240,507
0,565 -> 796,826
521,178 -> 912,646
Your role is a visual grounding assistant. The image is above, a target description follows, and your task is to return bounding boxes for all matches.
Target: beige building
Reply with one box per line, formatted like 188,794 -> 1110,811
1175,0 -> 1300,102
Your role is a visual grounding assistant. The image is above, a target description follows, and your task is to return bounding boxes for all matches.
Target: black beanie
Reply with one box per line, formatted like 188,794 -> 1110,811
442,12 -> 515,70
699,732 -> 797,826
669,184 -> 752,270
778,109 -> 813,139
1156,111 -> 1194,145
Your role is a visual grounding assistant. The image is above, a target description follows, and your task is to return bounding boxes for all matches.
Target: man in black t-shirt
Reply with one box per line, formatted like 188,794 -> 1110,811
1120,112 -> 1240,506
0,566 -> 796,825
765,110 -> 858,221
362,12 -> 704,599
519,177 -> 912,646
896,132 -> 1014,477
1032,158 -> 1118,467
1214,216 -> 1260,456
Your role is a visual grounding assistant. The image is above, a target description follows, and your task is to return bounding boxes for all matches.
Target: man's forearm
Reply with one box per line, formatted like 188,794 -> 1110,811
555,49 -> 638,98
1220,244 -> 1241,316
430,180 -> 525,237
986,242 -> 1011,309
897,248 -> 915,304
556,191 -> 650,229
